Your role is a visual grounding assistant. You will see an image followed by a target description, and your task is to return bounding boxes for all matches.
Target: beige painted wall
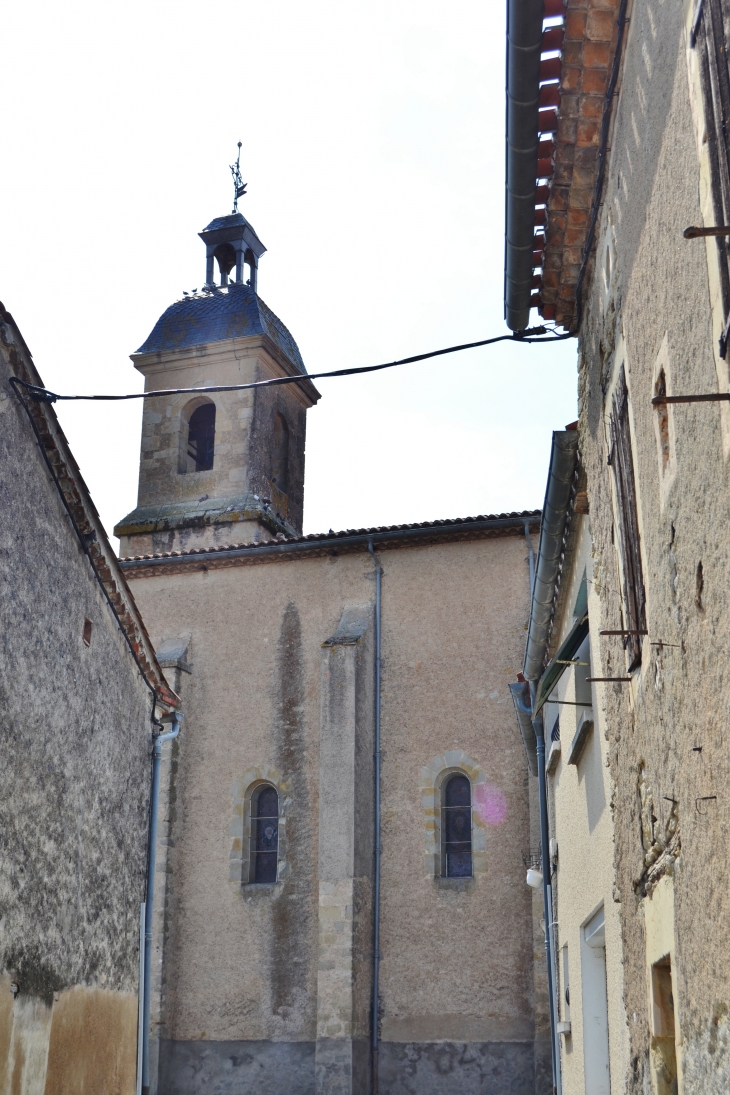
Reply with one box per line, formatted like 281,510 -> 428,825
543,517 -> 629,1095
124,531 -> 542,1087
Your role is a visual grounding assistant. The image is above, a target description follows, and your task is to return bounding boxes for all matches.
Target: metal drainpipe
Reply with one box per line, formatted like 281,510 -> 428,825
136,901 -> 146,1095
141,711 -> 183,1095
532,697 -> 562,1095
367,540 -> 382,1095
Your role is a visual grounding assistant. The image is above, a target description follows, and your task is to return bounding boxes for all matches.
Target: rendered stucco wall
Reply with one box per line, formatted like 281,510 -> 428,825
125,532 -> 547,1094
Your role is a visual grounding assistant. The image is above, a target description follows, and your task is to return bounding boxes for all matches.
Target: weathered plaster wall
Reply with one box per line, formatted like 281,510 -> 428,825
576,0 -> 730,1088
0,333 -> 155,1091
126,532 -> 544,1094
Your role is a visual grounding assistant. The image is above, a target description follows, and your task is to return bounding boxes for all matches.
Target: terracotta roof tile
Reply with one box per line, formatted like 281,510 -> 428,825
121,510 -> 541,564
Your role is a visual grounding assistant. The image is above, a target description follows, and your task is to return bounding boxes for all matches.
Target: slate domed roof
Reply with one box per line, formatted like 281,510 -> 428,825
134,283 -> 306,374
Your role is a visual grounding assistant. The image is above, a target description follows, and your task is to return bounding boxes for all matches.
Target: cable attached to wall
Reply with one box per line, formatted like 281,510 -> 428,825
9,324 -> 574,405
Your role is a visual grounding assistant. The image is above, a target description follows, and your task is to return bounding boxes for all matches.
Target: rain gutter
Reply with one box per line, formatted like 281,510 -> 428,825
119,515 -> 541,572
509,680 -> 538,776
141,712 -> 183,1095
523,430 -> 579,681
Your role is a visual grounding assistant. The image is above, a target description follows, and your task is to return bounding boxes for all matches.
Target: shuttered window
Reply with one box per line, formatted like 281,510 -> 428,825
693,0 -> 730,356
609,370 -> 646,670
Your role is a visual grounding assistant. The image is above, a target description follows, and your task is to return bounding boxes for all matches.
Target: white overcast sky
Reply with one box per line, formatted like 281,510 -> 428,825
0,1 -> 577,542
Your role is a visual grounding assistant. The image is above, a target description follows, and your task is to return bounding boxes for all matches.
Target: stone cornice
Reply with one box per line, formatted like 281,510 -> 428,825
131,333 -> 321,408
115,494 -> 295,540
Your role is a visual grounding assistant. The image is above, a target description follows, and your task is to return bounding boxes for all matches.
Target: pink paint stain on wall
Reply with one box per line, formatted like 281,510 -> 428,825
474,783 -> 508,826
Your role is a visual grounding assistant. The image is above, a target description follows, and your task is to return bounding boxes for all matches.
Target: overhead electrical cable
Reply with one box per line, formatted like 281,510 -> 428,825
9,324 -> 573,404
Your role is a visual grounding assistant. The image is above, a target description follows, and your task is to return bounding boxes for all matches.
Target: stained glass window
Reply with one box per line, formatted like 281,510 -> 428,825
251,785 -> 279,884
442,774 -> 472,878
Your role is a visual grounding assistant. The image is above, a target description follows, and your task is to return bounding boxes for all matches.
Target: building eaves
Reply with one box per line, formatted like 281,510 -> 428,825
119,511 -> 541,574
539,0 -> 624,330
505,0 -> 624,331
0,301 -> 178,710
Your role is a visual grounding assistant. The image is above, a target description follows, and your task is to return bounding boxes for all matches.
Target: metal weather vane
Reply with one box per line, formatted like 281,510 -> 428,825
230,141 -> 247,213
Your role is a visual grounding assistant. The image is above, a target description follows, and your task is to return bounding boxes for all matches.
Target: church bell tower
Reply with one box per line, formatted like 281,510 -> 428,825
115,187 -> 320,559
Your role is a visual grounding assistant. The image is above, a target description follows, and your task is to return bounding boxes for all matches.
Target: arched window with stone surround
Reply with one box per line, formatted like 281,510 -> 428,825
441,773 -> 473,878
185,401 -> 216,473
250,784 -> 279,883
272,412 -> 289,494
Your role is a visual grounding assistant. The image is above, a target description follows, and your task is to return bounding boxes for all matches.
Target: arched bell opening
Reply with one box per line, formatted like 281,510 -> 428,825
214,242 -> 237,286
244,247 -> 258,292
179,398 -> 216,474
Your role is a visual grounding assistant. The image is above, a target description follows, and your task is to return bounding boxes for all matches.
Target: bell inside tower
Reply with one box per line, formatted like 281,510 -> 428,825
214,243 -> 236,286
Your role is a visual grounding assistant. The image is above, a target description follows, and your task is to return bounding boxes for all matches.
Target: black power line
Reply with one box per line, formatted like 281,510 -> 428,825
10,325 -> 573,404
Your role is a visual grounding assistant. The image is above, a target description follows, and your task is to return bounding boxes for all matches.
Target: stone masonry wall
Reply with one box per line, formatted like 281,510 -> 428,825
116,337 -> 310,555
0,320 -> 156,1092
577,0 -> 730,1088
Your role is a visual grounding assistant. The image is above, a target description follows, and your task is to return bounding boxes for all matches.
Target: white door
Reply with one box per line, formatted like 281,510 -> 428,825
581,906 -> 610,1095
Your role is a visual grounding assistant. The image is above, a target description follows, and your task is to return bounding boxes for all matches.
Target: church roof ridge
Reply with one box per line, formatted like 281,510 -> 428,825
120,510 -> 541,566
133,284 -> 306,374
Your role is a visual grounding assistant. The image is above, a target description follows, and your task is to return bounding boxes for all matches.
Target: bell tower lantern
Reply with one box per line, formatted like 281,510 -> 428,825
200,213 -> 265,292
115,169 -> 320,559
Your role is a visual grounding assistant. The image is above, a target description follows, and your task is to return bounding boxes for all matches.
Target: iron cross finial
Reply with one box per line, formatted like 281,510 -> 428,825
230,141 -> 247,213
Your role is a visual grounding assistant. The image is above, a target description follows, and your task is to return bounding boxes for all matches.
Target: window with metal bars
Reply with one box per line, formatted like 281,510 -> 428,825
186,402 -> 216,472
693,0 -> 730,357
441,773 -> 473,878
250,784 -> 279,883
609,370 -> 646,670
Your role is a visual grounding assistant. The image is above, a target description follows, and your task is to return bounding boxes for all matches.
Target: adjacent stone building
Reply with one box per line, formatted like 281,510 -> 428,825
506,0 -> 730,1090
0,302 -> 176,1094
115,212 -> 552,1094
